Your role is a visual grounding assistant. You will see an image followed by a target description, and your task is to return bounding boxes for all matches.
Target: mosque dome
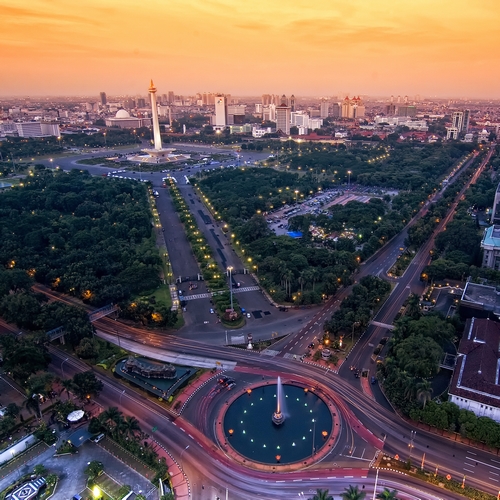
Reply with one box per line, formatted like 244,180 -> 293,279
115,109 -> 130,119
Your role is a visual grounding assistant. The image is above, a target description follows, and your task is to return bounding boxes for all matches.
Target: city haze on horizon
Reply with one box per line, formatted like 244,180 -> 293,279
2,0 -> 499,98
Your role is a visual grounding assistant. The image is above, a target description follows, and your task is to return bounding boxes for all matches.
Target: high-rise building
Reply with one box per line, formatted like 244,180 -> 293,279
386,103 -> 396,116
448,110 -> 471,139
227,104 -> 245,125
137,98 -> 146,108
125,99 -> 136,110
100,92 -> 107,105
331,102 -> 341,118
397,105 -> 417,117
290,95 -> 296,112
341,96 -> 365,118
215,95 -> 227,127
16,122 -> 60,138
452,111 -> 464,132
255,103 -> 263,114
262,94 -> 271,106
168,91 -> 175,104
463,109 -> 470,133
276,99 -> 291,134
320,98 -> 329,119
269,104 -> 277,122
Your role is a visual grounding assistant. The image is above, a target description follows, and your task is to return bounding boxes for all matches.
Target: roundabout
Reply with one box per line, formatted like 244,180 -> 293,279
216,377 -> 340,470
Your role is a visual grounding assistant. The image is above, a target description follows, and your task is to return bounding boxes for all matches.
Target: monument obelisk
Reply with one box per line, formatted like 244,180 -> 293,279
148,79 -> 162,151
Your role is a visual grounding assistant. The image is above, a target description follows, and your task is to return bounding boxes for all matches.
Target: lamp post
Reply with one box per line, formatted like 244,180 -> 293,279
228,266 -> 234,312
409,430 -> 416,462
347,170 -> 352,189
311,418 -> 316,455
61,357 -> 69,378
103,132 -> 107,148
372,467 -> 379,500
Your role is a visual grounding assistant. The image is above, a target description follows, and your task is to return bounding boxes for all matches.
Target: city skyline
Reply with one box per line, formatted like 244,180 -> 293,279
2,0 -> 500,98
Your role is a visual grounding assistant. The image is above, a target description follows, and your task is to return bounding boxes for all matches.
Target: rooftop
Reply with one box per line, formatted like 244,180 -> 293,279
461,281 -> 500,315
450,318 -> 500,407
482,225 -> 500,248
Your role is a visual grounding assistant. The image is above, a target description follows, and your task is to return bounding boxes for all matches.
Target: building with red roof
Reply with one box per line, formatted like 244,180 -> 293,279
449,317 -> 500,421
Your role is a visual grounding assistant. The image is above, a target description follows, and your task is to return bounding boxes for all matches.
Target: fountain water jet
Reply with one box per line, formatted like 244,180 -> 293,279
272,376 -> 285,425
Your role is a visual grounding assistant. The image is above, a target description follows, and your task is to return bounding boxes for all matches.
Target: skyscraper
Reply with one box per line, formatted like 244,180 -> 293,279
168,91 -> 175,104
320,98 -> 329,119
215,95 -> 227,127
100,92 -> 107,105
290,95 -> 296,112
276,99 -> 291,134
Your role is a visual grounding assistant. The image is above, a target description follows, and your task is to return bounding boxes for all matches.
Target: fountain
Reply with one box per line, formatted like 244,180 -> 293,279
272,377 -> 285,425
222,380 -> 334,465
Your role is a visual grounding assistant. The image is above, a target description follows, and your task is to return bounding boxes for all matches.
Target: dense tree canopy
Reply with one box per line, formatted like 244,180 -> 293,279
0,169 -> 160,306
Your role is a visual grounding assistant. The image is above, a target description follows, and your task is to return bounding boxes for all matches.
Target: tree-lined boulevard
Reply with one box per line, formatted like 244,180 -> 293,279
1,143 -> 493,499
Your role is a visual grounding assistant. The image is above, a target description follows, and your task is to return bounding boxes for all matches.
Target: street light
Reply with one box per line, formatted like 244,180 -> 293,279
61,357 -> 69,378
347,170 -> 352,189
408,430 -> 416,461
228,266 -> 234,312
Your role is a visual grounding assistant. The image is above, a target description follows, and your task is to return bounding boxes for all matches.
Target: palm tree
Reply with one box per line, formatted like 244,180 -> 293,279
308,489 -> 333,500
60,379 -> 74,400
416,380 -> 433,408
405,293 -> 421,319
120,415 -> 141,440
24,392 -> 42,420
376,488 -> 399,499
100,406 -> 124,435
341,485 -> 366,500
402,375 -> 417,401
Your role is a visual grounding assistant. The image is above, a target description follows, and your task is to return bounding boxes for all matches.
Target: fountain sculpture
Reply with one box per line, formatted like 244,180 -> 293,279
272,376 -> 285,425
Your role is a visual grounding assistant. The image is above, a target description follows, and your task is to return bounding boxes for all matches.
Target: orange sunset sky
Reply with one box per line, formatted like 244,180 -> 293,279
2,0 -> 499,98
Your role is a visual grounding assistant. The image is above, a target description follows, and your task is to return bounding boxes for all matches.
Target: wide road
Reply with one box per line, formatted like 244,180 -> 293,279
48,343 -> 467,500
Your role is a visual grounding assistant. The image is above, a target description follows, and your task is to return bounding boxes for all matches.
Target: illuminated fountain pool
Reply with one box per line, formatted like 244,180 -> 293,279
223,381 -> 333,465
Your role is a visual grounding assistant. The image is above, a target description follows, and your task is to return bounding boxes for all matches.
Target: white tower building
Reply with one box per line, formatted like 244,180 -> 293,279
215,95 -> 227,127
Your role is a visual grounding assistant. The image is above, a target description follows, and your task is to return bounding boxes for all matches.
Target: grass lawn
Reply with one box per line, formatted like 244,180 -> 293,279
95,472 -> 123,498
150,285 -> 172,309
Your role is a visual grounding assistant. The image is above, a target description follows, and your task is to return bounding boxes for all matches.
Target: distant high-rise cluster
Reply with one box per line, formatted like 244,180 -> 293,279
100,91 -> 107,105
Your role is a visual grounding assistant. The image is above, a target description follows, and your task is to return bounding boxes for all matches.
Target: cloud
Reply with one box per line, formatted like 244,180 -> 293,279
234,22 -> 270,31
2,4 -> 100,27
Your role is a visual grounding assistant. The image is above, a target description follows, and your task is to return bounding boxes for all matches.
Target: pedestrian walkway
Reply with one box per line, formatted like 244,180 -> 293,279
181,286 -> 260,301
260,349 -> 280,357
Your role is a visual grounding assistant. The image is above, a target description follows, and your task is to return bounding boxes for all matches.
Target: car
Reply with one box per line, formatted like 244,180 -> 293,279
308,342 -> 315,349
92,433 -> 105,443
246,312 -> 251,318
371,376 -> 377,385
210,308 -> 215,314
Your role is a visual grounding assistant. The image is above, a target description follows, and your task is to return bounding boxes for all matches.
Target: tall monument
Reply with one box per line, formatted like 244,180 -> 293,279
127,80 -> 190,165
149,80 -> 163,151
